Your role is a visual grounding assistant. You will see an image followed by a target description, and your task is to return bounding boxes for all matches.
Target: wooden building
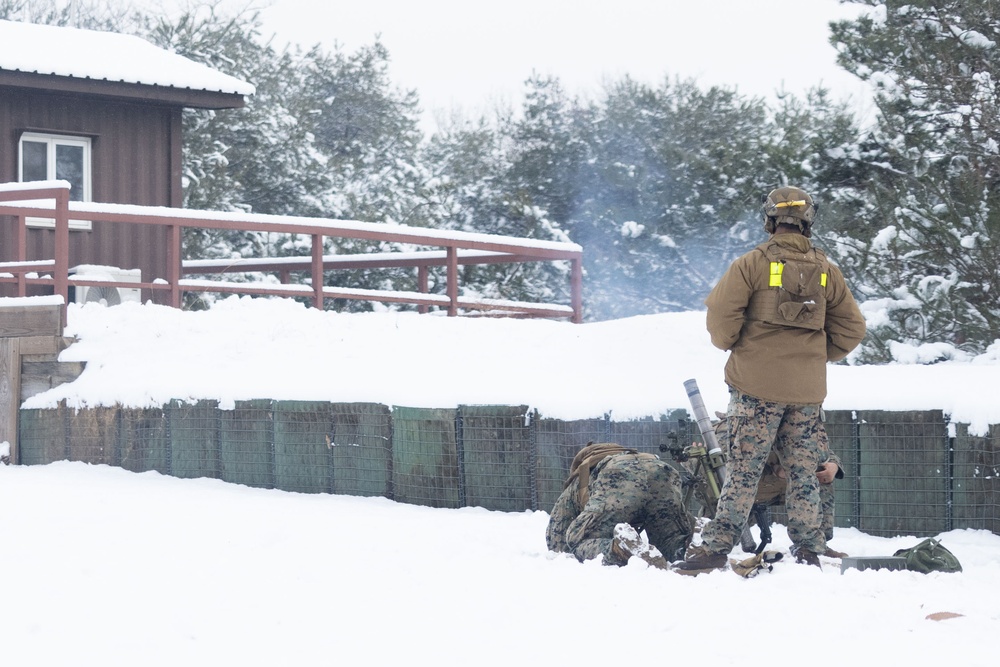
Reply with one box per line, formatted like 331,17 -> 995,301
0,19 -> 253,302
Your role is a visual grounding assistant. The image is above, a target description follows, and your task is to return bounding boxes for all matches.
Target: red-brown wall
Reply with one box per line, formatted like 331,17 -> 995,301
1,85 -> 181,300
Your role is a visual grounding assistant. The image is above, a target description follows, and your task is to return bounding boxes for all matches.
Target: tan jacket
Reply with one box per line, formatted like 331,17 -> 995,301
705,233 -> 866,404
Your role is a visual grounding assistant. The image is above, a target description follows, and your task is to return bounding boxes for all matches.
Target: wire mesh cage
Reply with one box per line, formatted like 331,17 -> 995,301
17,402 -> 1000,537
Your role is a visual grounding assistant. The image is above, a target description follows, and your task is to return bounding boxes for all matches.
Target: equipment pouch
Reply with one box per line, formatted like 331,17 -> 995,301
780,259 -> 824,298
773,257 -> 826,331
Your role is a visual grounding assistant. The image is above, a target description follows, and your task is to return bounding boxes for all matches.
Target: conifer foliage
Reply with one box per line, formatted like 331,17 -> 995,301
830,0 -> 1000,359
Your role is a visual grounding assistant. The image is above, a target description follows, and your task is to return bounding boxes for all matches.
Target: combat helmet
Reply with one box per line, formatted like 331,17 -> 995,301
761,186 -> 817,237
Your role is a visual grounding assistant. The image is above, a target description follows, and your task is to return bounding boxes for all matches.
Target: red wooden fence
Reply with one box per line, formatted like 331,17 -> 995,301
0,180 -> 584,324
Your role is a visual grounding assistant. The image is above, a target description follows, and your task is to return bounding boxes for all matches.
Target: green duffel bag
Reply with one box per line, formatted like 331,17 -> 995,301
893,538 -> 963,574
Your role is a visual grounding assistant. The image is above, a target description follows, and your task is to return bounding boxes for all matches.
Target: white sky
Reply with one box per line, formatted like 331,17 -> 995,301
137,0 -> 875,132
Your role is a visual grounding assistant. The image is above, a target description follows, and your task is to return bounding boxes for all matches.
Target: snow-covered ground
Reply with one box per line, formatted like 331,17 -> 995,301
2,296 -> 998,665
2,462 -> 996,666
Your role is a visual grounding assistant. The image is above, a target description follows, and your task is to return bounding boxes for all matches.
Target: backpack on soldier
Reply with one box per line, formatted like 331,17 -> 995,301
893,538 -> 963,574
565,442 -> 635,507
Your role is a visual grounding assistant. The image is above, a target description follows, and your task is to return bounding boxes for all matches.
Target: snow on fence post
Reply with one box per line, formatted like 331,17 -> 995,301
571,257 -> 583,324
446,247 -> 458,317
167,224 -> 182,308
311,234 -> 324,310
0,338 -> 18,461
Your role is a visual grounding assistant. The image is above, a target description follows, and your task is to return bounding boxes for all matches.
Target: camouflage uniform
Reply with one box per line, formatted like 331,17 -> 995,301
705,393 -> 825,554
546,452 -> 694,565
716,414 -> 844,541
820,475 -> 837,541
816,424 -> 842,541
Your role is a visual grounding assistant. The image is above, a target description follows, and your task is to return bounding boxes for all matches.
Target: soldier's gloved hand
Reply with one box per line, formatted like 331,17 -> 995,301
817,462 -> 839,484
731,550 -> 783,578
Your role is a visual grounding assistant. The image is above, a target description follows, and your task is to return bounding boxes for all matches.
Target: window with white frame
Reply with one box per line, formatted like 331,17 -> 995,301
18,132 -> 93,230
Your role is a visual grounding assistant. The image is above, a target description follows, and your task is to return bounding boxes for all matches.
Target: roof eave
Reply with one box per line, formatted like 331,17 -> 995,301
0,69 -> 248,110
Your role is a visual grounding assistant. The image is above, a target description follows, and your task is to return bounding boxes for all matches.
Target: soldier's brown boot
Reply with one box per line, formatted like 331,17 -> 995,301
791,545 -> 822,569
673,544 -> 728,576
822,547 -> 849,559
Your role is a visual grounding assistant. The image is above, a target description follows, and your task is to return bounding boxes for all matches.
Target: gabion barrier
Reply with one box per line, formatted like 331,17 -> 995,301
18,403 -> 1000,537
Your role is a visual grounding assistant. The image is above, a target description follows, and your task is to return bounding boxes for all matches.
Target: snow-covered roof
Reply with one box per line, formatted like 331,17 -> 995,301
0,20 -> 255,97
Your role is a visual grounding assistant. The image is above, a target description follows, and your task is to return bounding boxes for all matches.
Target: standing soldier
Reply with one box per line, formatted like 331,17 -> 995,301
675,186 -> 866,574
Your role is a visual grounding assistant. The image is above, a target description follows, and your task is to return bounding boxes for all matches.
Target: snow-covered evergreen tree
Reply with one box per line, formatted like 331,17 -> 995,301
0,0 -> 131,29
142,6 -> 332,262
421,78 -> 574,307
145,7 -> 446,309
831,0 -> 1000,359
570,78 -> 782,319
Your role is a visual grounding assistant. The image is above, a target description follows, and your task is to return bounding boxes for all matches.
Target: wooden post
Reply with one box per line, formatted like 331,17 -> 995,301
417,265 -> 429,314
53,187 -> 70,326
15,214 -> 27,297
168,223 -> 182,308
0,338 -> 20,464
446,246 -> 458,317
311,234 -> 324,309
571,256 -> 584,324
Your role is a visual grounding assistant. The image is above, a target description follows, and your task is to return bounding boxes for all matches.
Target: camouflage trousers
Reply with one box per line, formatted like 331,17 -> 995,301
820,479 -> 836,541
816,420 -> 838,541
749,423 -> 839,541
564,453 -> 694,564
701,390 -> 826,555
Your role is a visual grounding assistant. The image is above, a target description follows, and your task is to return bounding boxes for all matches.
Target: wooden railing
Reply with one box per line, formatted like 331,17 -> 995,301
0,181 -> 583,323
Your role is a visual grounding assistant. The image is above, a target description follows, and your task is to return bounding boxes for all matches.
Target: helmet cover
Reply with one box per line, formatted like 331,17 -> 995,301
762,186 -> 817,236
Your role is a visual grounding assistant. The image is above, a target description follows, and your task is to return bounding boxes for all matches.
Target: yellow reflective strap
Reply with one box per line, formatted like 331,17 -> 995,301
773,200 -> 807,209
769,261 -> 783,287
821,272 -> 827,287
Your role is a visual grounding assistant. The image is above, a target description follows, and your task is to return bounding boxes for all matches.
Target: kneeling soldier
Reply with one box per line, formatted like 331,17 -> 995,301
546,442 -> 695,568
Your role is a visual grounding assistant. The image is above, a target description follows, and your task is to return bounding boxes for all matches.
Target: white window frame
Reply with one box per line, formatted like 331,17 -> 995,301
18,131 -> 93,231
